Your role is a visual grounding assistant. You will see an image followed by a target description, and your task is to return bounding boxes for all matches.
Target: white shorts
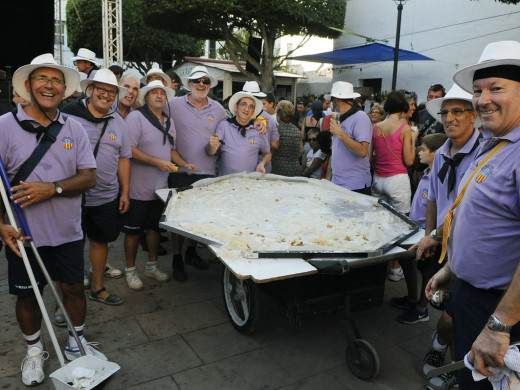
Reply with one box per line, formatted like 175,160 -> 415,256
371,173 -> 411,214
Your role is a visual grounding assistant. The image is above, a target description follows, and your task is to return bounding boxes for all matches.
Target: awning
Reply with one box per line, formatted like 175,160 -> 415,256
288,42 -> 433,65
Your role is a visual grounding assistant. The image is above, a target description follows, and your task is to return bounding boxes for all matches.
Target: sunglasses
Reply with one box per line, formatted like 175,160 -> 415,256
308,137 -> 318,142
438,108 -> 473,118
191,77 -> 211,85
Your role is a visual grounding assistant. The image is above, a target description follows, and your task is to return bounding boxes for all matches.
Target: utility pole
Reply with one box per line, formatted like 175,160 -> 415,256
102,0 -> 123,68
54,0 -> 64,64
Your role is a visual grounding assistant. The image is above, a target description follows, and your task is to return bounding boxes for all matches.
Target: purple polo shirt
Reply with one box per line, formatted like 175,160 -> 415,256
168,95 -> 228,175
67,103 -> 131,207
125,110 -> 175,200
331,110 -> 372,190
0,105 -> 96,246
428,129 -> 479,227
449,126 -> 520,290
258,110 -> 278,173
215,119 -> 270,176
409,168 -> 430,229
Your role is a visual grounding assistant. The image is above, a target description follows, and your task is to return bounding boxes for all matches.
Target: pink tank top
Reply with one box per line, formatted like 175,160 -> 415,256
372,123 -> 408,177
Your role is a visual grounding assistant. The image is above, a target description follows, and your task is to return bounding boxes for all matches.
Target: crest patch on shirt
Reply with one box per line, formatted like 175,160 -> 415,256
108,130 -> 117,140
421,189 -> 428,199
248,137 -> 256,145
62,136 -> 73,150
207,114 -> 214,122
476,165 -> 493,183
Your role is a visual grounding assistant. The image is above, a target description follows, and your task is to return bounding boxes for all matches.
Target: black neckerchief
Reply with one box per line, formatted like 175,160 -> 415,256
339,102 -> 361,123
437,134 -> 481,198
137,104 -> 173,146
11,107 -> 60,143
61,99 -> 112,124
227,116 -> 254,137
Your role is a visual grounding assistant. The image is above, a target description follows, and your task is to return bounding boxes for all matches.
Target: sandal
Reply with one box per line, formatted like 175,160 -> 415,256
88,287 -> 123,306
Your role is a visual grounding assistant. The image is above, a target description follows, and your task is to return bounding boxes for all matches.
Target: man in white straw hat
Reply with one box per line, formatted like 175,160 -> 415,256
424,41 -> 520,389
62,68 -> 130,306
206,90 -> 270,175
328,81 -> 372,194
121,80 -> 191,288
141,68 -> 172,87
406,84 -> 480,390
0,53 -> 106,386
72,48 -> 100,79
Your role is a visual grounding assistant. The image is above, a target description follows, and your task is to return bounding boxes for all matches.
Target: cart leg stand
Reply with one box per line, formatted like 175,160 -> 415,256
344,295 -> 380,380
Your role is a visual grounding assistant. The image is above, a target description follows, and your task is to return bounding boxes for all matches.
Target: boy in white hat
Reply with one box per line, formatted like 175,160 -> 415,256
0,54 -> 106,386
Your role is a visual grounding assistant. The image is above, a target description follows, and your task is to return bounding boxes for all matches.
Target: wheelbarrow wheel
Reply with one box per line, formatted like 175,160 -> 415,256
222,267 -> 260,334
346,339 -> 380,380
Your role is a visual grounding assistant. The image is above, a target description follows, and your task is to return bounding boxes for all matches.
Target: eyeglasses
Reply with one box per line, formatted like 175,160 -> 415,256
438,108 -> 474,118
93,85 -> 118,97
30,75 -> 64,86
238,101 -> 256,111
308,137 -> 318,142
369,110 -> 383,114
191,77 -> 211,85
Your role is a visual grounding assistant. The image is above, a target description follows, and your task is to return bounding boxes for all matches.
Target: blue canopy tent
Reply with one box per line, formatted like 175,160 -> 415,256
288,42 -> 433,65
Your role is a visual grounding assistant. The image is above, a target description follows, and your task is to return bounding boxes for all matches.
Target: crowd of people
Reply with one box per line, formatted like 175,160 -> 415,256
0,40 -> 519,389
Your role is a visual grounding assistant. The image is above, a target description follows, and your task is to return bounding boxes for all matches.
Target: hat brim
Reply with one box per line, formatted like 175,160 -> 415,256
71,56 -> 100,67
453,59 -> 520,93
181,72 -> 218,88
80,78 -> 127,98
426,96 -> 481,128
330,92 -> 360,100
138,84 -> 175,106
12,64 -> 80,102
229,92 -> 263,118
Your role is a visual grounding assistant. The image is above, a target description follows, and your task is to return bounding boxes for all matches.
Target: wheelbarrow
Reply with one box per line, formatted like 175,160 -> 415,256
0,156 -> 120,389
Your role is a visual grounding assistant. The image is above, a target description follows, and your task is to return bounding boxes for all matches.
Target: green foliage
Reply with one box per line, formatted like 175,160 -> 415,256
66,0 -> 204,73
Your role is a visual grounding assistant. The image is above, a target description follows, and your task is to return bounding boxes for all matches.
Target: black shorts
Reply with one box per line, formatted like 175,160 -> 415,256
168,173 -> 214,189
119,199 -> 164,235
6,240 -> 84,297
82,198 -> 120,243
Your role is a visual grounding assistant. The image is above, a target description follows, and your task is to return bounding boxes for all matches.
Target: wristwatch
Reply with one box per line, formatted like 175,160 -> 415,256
53,182 -> 63,196
429,228 -> 442,242
486,314 -> 512,333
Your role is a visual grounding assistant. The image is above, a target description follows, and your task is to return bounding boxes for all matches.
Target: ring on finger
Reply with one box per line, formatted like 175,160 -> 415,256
27,195 -> 31,200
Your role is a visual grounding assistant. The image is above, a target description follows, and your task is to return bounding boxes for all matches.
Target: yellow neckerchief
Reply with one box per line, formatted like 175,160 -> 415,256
438,140 -> 509,263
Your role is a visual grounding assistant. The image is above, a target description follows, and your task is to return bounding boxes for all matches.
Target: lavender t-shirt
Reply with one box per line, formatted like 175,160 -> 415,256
409,169 -> 430,229
449,128 -> 520,290
216,119 -> 270,176
68,106 -> 131,206
168,95 -> 228,175
258,110 -> 278,173
0,105 -> 96,246
125,110 -> 175,200
331,110 -> 372,190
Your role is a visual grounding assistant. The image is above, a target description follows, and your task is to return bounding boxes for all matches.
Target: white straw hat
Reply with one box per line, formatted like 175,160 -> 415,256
71,48 -> 100,66
12,53 -> 80,101
140,68 -> 172,86
228,91 -> 263,117
453,40 -> 520,93
426,84 -> 480,127
330,81 -> 360,100
242,81 -> 266,98
138,80 -> 175,106
181,65 -> 218,88
80,68 -> 127,97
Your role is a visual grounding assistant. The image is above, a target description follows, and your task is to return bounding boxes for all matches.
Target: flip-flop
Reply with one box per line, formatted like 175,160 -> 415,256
88,287 -> 123,306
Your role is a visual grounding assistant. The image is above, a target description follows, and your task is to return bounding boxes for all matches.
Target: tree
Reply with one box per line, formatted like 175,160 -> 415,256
143,0 -> 346,91
66,0 -> 205,74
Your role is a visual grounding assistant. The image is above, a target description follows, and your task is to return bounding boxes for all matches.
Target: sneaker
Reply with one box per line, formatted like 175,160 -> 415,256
423,331 -> 448,377
145,262 -> 170,282
125,268 -> 144,291
387,267 -> 404,281
54,305 -> 67,328
64,338 -> 108,361
185,248 -> 209,270
390,295 -> 416,310
398,307 -> 429,324
426,371 -> 458,390
104,263 -> 123,279
21,347 -> 48,386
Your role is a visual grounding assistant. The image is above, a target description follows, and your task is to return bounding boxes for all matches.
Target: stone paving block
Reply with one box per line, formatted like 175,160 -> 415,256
136,300 -> 228,341
277,372 -> 346,390
173,349 -> 293,390
102,336 -> 202,389
182,323 -> 261,364
127,375 -> 180,389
